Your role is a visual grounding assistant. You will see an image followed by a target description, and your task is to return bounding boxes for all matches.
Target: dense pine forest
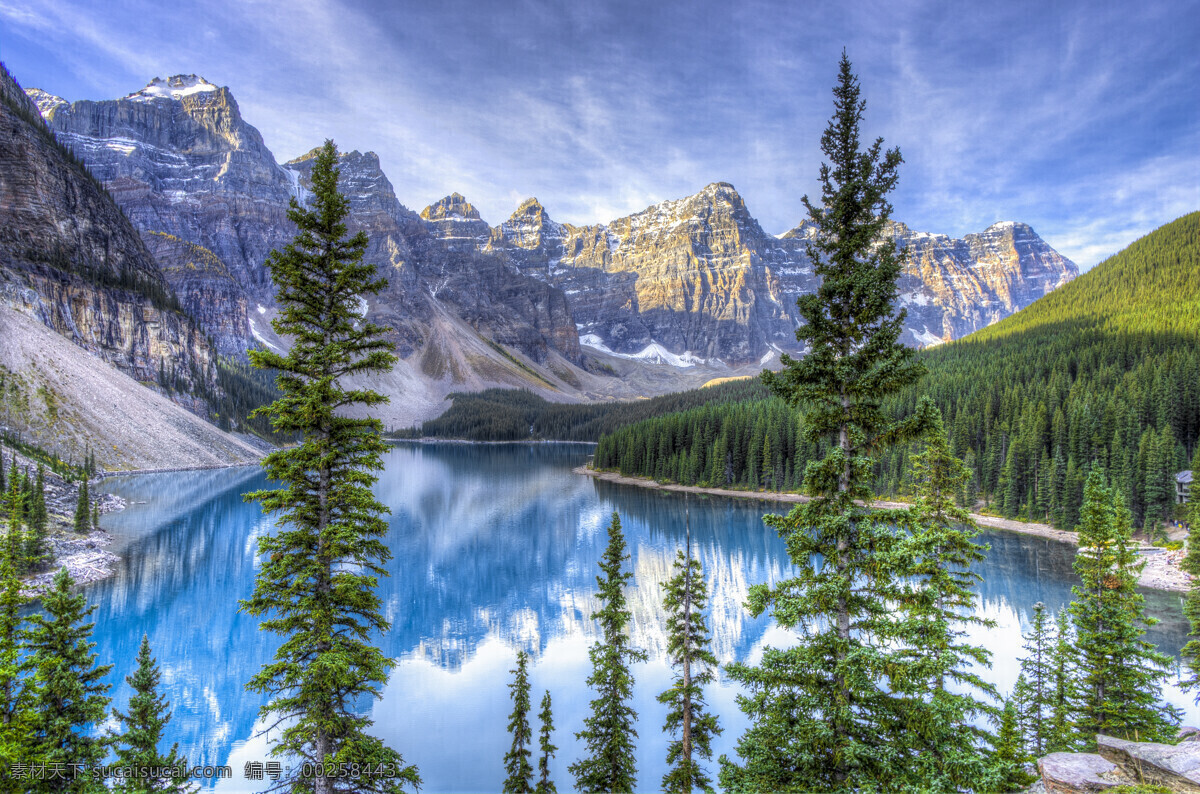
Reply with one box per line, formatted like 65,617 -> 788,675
594,212 -> 1200,531
397,379 -> 771,442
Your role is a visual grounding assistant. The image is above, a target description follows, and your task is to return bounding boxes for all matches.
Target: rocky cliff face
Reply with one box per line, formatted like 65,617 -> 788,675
34,75 -> 293,301
0,64 -> 220,413
282,152 -> 581,365
25,70 -> 1076,386
889,219 -> 1079,344
141,232 -> 251,358
491,183 -> 1078,361
488,183 -> 808,363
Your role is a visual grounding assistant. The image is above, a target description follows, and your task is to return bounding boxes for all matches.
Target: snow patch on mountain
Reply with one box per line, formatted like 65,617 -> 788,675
579,335 -> 707,368
910,326 -> 944,347
129,75 -> 219,103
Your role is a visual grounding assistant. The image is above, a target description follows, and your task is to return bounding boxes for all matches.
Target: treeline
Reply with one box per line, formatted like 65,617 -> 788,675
399,379 -> 771,442
595,213 -> 1200,532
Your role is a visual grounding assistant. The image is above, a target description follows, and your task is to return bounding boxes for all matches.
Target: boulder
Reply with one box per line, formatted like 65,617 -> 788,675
1037,752 -> 1131,792
1096,733 -> 1200,792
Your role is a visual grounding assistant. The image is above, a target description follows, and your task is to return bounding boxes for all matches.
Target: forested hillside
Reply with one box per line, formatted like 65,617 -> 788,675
400,378 -> 771,442
594,212 -> 1200,531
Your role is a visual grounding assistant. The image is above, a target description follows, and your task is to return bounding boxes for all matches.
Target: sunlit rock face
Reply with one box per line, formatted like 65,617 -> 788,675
492,185 -> 1078,363
489,183 -> 807,364
28,71 -> 1076,376
885,219 -> 1079,346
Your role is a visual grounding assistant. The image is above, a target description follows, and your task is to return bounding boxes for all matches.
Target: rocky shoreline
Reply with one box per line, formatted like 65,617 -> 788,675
575,466 -> 1192,593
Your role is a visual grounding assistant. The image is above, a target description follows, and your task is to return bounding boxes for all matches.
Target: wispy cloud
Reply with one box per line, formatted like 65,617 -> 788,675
2,0 -> 1196,268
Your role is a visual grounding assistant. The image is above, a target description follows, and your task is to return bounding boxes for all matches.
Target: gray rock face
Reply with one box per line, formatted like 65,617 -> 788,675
35,75 -> 294,301
1097,733 -> 1200,792
489,183 -> 805,364
282,153 -> 581,364
27,72 -> 1077,376
883,219 -> 1079,345
1037,752 -> 1129,792
491,184 -> 1077,364
0,64 -> 220,411
141,232 -> 251,358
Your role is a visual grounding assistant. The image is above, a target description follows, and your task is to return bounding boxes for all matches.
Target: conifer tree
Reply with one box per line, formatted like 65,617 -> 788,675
1046,608 -> 1078,753
24,569 -> 111,791
1189,445 -> 1200,527
0,522 -> 29,789
569,513 -> 646,793
1070,471 -> 1179,746
1183,447 -> 1200,696
74,478 -> 90,534
110,635 -> 195,793
720,52 -> 924,793
241,140 -> 417,793
658,507 -> 720,794
895,400 -> 996,790
503,651 -> 534,794
992,698 -> 1035,792
535,691 -> 556,794
30,466 -> 46,535
1015,602 -> 1053,757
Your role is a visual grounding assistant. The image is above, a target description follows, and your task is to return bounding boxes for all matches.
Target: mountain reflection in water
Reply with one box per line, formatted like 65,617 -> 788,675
84,442 -> 1196,792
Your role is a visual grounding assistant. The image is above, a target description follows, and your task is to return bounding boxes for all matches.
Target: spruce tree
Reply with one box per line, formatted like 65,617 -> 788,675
895,400 -> 996,790
503,652 -> 534,794
0,522 -> 29,789
24,569 -> 111,792
1183,447 -> 1200,696
569,512 -> 646,793
658,507 -> 720,794
241,140 -> 417,793
1046,608 -> 1078,753
720,52 -> 924,793
74,479 -> 89,534
535,691 -> 556,794
1015,602 -> 1052,757
992,698 -> 1035,792
1070,471 -> 1180,746
110,635 -> 195,793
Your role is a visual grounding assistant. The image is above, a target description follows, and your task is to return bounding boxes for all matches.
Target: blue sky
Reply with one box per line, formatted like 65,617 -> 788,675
2,0 -> 1197,269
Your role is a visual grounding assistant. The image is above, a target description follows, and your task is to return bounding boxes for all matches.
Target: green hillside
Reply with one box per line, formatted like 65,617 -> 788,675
594,212 -> 1200,532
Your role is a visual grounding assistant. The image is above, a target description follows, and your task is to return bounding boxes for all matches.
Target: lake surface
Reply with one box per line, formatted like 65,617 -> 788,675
83,442 -> 1196,792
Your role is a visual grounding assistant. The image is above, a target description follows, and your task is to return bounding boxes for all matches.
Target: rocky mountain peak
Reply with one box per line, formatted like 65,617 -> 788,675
497,197 -> 565,252
421,193 -> 482,222
127,75 -> 222,103
24,87 -> 67,119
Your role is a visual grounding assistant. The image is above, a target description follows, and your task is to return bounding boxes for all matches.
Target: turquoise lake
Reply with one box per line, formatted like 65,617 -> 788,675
83,442 -> 1197,792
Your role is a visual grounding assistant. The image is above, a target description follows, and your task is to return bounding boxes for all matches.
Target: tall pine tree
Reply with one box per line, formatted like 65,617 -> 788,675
569,513 -> 646,793
0,520 -> 28,791
73,479 -> 89,534
720,52 -> 925,793
241,140 -> 417,794
1070,471 -> 1179,746
535,691 -> 556,794
24,569 -> 111,793
109,635 -> 195,793
658,503 -> 721,794
503,652 -> 534,794
895,400 -> 996,790
1014,602 -> 1053,757
1183,446 -> 1200,698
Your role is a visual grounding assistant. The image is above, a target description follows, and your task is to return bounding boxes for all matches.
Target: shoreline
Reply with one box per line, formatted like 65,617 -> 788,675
97,460 -> 263,478
575,466 -> 1191,593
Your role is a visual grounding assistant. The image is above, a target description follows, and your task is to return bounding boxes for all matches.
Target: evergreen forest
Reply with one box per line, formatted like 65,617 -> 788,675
593,212 -> 1200,532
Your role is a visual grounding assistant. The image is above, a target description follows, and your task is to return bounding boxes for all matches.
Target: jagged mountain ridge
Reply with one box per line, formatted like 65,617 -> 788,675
0,63 -> 258,466
24,72 -> 1077,426
487,184 -> 1078,359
